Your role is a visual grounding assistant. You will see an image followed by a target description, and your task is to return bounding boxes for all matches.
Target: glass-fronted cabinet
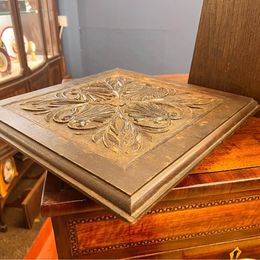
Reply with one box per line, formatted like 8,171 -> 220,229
0,1 -> 21,82
18,0 -> 46,70
0,0 -> 63,99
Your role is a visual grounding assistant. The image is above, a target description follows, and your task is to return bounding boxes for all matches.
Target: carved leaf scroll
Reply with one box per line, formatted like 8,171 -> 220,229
20,75 -> 219,154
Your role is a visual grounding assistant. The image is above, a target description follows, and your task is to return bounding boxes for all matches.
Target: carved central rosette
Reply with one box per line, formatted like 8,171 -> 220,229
20,76 -> 216,154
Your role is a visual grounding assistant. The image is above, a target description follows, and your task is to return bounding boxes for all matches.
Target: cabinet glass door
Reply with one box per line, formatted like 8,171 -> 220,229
41,0 -> 59,58
0,0 -> 22,83
19,0 -> 45,70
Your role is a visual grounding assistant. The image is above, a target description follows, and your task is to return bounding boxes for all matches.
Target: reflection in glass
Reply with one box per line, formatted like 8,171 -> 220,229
0,1 -> 21,83
19,0 -> 45,70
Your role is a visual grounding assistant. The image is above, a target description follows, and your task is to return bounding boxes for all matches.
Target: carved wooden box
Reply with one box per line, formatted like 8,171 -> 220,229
0,69 -> 258,223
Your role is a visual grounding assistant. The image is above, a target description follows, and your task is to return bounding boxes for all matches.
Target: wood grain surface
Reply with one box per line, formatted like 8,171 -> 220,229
189,0 -> 260,103
73,200 -> 260,251
192,117 -> 260,173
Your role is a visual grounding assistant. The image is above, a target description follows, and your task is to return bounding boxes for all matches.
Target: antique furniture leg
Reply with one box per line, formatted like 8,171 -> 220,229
0,200 -> 7,232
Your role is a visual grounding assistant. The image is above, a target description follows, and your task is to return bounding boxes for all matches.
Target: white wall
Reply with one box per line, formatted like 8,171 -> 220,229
58,0 -> 203,78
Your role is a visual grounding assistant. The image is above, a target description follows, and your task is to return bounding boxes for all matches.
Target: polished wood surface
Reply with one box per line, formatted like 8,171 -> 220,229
57,199 -> 260,249
41,74 -> 260,259
189,0 -> 260,103
192,117 -> 260,173
27,216 -> 260,260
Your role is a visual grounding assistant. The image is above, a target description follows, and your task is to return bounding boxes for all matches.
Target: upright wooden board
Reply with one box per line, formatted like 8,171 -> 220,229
189,0 -> 260,103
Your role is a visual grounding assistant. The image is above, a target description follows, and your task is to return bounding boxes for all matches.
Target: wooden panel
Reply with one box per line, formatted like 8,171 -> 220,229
51,194 -> 260,259
0,58 -> 63,99
73,200 -> 260,250
192,117 -> 260,173
27,217 -> 260,259
48,62 -> 62,86
189,0 -> 260,102
29,68 -> 49,91
140,237 -> 260,259
22,172 -> 46,229
0,81 -> 31,100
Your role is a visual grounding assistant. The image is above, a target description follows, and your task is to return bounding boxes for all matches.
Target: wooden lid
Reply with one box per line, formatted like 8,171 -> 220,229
0,69 -> 258,222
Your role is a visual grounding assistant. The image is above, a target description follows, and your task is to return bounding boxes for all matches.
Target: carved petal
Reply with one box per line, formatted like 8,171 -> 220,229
68,105 -> 115,130
173,93 -> 216,109
159,103 -> 184,120
102,116 -> 142,153
79,81 -> 117,102
20,98 -> 85,112
53,105 -> 83,123
126,102 -> 172,133
92,128 -> 106,143
104,77 -> 129,93
56,88 -> 86,102
20,99 -> 50,112
122,82 -> 170,102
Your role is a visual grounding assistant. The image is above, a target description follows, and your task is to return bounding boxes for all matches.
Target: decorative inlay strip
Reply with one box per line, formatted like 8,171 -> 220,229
67,194 -> 260,256
147,195 -> 260,214
69,223 -> 260,256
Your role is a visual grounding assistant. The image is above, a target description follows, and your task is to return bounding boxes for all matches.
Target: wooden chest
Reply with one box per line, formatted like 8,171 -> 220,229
41,117 -> 260,259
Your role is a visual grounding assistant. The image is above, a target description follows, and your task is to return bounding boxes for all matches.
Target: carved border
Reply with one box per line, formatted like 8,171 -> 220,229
67,194 -> 260,256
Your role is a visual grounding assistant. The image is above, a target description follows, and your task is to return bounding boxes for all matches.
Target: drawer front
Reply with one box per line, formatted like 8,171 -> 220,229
51,193 -> 260,259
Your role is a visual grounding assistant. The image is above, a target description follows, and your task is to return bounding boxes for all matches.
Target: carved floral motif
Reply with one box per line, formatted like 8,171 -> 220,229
20,76 -> 218,154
